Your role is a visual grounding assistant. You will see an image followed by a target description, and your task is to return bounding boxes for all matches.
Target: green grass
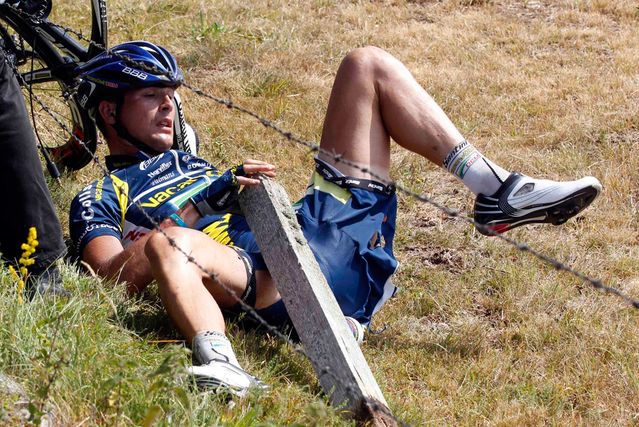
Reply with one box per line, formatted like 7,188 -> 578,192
2,0 -> 639,425
0,266 -> 344,425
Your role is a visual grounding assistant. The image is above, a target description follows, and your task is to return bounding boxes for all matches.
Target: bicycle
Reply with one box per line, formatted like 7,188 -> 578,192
0,0 -> 198,175
0,0 -> 106,172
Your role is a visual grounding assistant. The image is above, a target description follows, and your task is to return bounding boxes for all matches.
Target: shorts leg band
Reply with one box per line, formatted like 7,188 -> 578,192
229,246 -> 257,307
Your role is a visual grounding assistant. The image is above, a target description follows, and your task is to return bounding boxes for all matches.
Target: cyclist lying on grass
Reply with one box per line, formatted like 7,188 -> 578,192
69,41 -> 601,396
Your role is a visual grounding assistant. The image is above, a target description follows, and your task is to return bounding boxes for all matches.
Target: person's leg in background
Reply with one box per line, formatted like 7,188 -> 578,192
0,48 -> 68,297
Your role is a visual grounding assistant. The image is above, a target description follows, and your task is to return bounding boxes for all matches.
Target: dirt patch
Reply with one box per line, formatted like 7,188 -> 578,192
472,294 -> 508,327
496,0 -> 561,22
402,246 -> 466,272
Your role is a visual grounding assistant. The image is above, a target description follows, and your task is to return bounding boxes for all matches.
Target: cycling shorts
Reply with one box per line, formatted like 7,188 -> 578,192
199,157 -> 399,324
197,212 -> 267,271
293,158 -> 399,324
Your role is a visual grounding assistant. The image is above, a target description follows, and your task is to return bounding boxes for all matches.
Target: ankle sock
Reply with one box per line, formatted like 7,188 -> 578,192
443,140 -> 510,196
192,330 -> 240,367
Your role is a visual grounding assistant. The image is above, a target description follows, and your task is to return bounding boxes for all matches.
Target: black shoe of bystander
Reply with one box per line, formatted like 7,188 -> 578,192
26,266 -> 70,299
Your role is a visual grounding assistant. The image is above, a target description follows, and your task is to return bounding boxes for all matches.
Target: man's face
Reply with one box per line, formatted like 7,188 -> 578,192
119,86 -> 176,153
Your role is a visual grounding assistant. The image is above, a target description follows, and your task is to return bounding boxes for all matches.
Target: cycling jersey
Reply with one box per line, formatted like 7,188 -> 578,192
69,150 -> 263,265
69,150 -> 398,324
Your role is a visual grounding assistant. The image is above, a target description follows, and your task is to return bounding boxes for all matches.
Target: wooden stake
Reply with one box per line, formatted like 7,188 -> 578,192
239,178 -> 396,426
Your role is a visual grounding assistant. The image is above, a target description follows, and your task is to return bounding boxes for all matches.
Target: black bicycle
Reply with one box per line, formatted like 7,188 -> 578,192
0,0 -> 106,172
1,0 -> 198,174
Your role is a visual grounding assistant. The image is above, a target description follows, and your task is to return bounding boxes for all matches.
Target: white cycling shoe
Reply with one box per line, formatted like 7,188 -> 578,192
474,172 -> 601,235
187,360 -> 268,397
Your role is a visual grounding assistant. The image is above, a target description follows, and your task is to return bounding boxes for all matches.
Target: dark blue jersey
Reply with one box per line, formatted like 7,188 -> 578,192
70,150 -> 225,253
69,151 -> 398,324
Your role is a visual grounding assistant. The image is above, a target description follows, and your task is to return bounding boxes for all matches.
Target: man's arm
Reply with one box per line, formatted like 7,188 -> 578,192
80,159 -> 275,294
82,235 -> 152,295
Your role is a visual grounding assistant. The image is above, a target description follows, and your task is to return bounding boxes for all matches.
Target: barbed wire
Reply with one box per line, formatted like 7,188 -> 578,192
50,22 -> 638,309
0,20 -> 401,423
2,4 -> 638,423
7,0 -> 632,308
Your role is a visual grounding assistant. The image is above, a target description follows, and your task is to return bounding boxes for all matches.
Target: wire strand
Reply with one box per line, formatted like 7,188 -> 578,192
2,7 -> 637,423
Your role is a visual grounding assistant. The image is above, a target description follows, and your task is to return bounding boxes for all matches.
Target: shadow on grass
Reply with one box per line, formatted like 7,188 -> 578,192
114,291 -> 181,341
231,320 -> 322,394
366,328 -> 488,359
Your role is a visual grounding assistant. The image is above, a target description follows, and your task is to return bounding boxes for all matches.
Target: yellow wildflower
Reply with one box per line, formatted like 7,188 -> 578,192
8,227 -> 39,304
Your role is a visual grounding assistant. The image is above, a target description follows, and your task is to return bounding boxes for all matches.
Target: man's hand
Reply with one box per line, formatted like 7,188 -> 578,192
191,159 -> 276,216
235,159 -> 276,186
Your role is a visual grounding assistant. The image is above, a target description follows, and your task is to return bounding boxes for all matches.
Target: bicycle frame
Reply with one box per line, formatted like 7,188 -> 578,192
88,0 -> 107,58
0,0 -> 107,86
0,0 -> 107,171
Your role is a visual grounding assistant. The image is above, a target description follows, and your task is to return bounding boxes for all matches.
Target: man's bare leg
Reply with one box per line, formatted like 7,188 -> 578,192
145,227 -> 248,340
318,46 -> 601,234
319,46 -> 466,181
145,227 -> 267,394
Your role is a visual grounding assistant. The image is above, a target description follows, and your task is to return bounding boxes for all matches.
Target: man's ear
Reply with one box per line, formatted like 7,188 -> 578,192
97,100 -> 117,125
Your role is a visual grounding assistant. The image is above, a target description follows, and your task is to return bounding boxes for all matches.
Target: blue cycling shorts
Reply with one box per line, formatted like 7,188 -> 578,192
197,213 -> 267,271
293,158 -> 399,324
200,158 -> 399,324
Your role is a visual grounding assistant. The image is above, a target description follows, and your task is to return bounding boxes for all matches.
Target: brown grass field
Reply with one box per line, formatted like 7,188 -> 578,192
2,0 -> 639,425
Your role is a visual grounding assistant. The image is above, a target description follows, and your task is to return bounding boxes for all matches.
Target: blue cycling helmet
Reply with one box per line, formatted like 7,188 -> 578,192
76,40 -> 183,113
75,41 -> 184,155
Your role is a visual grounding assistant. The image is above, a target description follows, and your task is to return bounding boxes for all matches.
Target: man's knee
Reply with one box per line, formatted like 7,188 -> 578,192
145,229 -> 201,294
340,46 -> 396,79
144,227 -> 186,267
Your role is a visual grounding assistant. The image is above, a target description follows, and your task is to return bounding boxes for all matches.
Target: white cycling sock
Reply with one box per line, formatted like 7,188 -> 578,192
192,330 -> 241,368
443,140 -> 510,196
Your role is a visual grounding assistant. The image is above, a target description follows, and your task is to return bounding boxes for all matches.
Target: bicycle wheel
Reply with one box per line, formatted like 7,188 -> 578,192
0,21 -> 97,171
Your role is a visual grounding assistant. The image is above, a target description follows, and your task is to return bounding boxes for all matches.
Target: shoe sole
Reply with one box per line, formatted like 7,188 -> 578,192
191,373 -> 268,397
479,185 -> 600,235
192,375 -> 248,398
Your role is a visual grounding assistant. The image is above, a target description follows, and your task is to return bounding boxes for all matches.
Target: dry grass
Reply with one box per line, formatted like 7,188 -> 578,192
7,0 -> 639,424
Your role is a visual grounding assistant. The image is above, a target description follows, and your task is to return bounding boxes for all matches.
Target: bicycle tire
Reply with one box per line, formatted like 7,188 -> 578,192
0,7 -> 98,171
42,79 -> 98,171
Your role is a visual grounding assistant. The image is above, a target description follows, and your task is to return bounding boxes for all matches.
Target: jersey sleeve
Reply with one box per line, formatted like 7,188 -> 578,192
69,178 -> 124,256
